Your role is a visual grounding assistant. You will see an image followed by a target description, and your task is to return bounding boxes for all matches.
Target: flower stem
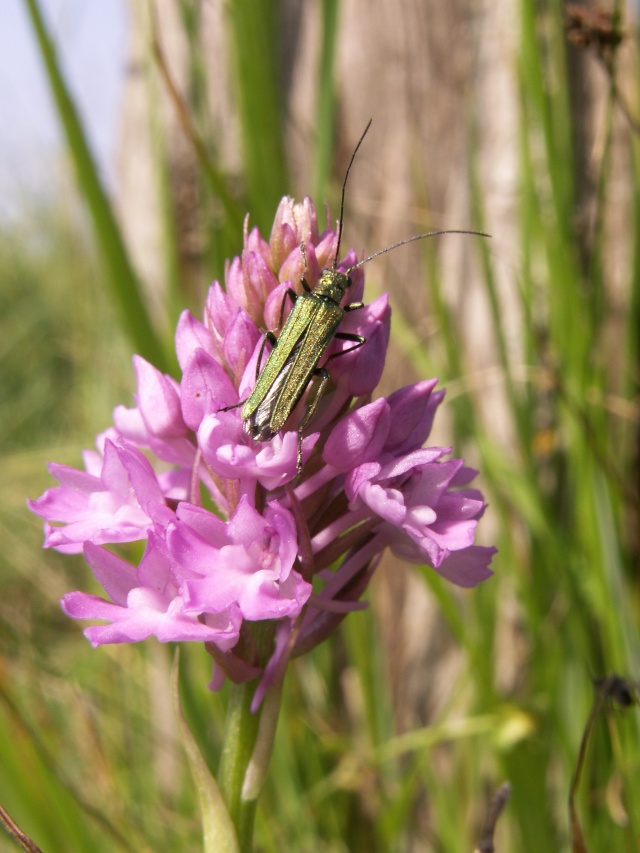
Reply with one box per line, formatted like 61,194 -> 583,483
218,681 -> 262,851
218,621 -> 280,851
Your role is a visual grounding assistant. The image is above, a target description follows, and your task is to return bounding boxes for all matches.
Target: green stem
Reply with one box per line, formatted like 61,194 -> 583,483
217,622 -> 282,851
218,682 -> 262,851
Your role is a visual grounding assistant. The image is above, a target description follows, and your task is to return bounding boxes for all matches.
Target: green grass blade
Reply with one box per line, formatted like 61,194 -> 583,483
313,0 -> 340,200
226,0 -> 289,231
24,0 -> 170,373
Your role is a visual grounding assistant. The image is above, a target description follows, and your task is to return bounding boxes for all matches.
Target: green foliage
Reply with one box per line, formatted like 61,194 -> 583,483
24,0 -> 170,374
2,0 -> 638,851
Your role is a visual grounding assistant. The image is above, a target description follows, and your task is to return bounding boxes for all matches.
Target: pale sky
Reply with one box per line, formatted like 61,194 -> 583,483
0,0 -> 128,211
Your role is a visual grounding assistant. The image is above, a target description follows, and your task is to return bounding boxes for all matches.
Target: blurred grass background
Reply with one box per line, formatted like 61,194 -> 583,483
1,0 -> 639,850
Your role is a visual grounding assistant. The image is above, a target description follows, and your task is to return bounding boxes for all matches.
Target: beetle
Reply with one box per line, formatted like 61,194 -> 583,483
241,255 -> 365,459
240,121 -> 488,471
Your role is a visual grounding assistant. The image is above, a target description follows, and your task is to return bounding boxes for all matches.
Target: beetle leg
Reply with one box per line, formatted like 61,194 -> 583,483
276,289 -> 298,331
292,326 -> 366,470
254,330 -> 278,381
325,332 -> 366,361
219,328 -> 278,413
296,367 -> 332,472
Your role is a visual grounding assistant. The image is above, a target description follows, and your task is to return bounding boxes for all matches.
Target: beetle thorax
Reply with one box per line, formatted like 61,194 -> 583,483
313,269 -> 350,303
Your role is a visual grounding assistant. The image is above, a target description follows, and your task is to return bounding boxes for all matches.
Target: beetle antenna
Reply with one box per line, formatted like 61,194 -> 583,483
346,229 -> 491,272
334,118 -> 373,270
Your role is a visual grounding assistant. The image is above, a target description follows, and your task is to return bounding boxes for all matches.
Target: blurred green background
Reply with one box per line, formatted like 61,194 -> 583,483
1,0 -> 638,850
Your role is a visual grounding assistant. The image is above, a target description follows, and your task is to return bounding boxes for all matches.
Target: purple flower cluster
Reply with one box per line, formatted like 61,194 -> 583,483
29,197 -> 495,702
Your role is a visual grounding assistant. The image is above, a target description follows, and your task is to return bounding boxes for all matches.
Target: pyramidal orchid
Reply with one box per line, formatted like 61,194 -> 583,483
29,196 -> 496,709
